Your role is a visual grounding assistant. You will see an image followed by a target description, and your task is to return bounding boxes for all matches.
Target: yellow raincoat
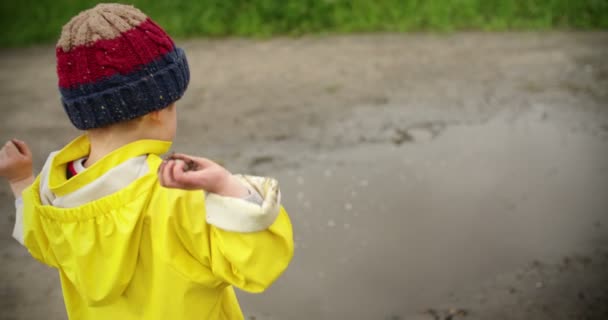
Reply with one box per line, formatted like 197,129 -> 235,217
19,136 -> 293,319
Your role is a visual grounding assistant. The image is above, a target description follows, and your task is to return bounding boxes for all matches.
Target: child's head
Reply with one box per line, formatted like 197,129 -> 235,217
56,3 -> 189,140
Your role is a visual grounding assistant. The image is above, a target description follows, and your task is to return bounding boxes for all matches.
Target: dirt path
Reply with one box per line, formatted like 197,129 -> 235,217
1,32 -> 608,320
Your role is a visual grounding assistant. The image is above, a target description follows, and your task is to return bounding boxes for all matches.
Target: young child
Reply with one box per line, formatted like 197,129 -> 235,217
0,3 -> 293,320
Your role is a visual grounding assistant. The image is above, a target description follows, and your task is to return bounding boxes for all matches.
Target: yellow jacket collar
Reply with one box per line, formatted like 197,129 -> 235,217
49,135 -> 171,196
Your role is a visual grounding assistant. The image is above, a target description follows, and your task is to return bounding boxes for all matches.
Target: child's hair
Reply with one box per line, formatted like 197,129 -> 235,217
56,3 -> 189,130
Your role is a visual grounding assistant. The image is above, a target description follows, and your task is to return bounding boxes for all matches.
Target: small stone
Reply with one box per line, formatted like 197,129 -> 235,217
344,203 -> 353,211
327,220 -> 336,227
535,282 -> 543,289
324,169 -> 333,177
296,176 -> 304,185
358,179 -> 369,187
297,192 -> 305,200
351,190 -> 358,197
343,223 -> 351,229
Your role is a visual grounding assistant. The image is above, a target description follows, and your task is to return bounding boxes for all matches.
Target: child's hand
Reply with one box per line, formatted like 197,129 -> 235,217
0,139 -> 33,183
0,139 -> 34,197
158,153 -> 249,198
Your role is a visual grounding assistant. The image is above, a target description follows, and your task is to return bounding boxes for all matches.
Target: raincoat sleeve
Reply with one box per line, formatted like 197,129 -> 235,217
173,175 -> 294,292
207,205 -> 293,293
20,176 -> 59,268
12,197 -> 24,245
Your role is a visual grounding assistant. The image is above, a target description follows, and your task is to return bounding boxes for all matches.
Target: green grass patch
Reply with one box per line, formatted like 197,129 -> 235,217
1,0 -> 607,47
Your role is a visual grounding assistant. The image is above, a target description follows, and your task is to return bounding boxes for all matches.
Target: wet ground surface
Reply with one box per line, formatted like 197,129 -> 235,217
1,32 -> 608,319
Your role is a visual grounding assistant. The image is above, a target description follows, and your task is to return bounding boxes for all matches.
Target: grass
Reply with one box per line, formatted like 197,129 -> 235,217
1,0 -> 607,47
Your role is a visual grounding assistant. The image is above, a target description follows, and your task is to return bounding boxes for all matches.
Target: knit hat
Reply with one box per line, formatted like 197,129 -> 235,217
56,3 -> 189,130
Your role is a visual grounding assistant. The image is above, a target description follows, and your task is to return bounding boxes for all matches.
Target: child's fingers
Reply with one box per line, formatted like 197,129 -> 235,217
157,162 -> 167,186
3,141 -> 20,158
172,162 -> 205,189
171,160 -> 187,181
11,139 -> 32,157
159,161 -> 173,187
162,161 -> 176,187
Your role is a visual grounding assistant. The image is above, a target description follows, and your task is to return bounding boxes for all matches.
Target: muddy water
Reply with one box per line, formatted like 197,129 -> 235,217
239,107 -> 608,319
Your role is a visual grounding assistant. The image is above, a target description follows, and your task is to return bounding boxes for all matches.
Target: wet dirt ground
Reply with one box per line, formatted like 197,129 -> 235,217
1,32 -> 608,319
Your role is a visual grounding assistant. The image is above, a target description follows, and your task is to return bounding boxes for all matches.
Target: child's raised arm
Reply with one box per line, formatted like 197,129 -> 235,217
159,154 -> 294,292
158,153 -> 250,198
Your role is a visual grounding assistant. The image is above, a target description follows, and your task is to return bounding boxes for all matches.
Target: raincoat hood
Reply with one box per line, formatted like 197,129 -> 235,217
22,135 -> 171,306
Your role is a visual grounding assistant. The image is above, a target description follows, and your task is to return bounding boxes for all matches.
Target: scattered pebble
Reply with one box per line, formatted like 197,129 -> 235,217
297,192 -> 305,200
344,202 -> 353,211
343,223 -> 351,229
359,179 -> 369,187
297,176 -> 305,185
327,220 -> 336,227
324,169 -> 333,177
535,281 -> 544,289
351,190 -> 358,198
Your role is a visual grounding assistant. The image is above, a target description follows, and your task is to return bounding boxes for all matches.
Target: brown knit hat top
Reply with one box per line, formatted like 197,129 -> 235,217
57,4 -> 147,52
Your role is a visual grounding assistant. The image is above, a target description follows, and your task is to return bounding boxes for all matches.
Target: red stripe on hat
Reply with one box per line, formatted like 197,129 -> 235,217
57,18 -> 174,89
